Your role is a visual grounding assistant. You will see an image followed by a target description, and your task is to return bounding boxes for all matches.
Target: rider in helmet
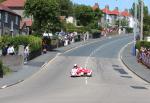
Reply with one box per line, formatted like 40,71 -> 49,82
73,64 -> 78,69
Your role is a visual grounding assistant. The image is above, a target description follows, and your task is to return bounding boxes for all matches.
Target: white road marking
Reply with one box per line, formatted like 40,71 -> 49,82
1,85 -> 7,89
85,77 -> 88,85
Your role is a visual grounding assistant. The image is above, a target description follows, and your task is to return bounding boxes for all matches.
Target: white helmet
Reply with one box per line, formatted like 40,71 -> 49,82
74,64 -> 77,67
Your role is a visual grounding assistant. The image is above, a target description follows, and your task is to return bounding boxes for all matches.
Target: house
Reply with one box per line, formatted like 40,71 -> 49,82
2,0 -> 32,35
0,4 -> 21,36
66,16 -> 77,26
2,0 -> 26,18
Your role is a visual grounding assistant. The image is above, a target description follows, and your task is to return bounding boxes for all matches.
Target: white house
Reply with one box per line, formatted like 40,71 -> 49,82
66,16 -> 77,26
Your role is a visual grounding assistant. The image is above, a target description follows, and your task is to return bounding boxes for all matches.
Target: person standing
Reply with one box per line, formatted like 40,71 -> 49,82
7,44 -> 15,55
24,44 -> 30,64
2,45 -> 8,56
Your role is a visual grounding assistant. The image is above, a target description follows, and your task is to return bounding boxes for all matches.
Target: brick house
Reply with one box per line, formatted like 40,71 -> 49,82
0,4 -> 21,36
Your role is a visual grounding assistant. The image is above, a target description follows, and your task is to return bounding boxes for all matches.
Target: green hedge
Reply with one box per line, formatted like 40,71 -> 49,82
0,60 -> 12,76
0,35 -> 42,52
125,27 -> 133,33
136,40 -> 150,50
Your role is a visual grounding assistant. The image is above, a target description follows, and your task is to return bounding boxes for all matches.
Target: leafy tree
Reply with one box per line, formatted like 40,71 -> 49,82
73,4 -> 102,27
56,0 -> 73,17
129,0 -> 150,37
115,19 -> 129,27
129,0 -> 148,20
143,15 -> 150,36
24,0 -> 61,33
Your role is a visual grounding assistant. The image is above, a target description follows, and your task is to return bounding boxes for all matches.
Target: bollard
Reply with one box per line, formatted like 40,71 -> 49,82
0,60 -> 3,78
131,45 -> 136,56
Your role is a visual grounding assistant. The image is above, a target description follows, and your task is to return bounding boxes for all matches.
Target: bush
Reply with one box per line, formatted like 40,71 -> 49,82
136,41 -> 150,50
0,60 -> 3,77
0,35 -> 42,53
126,27 -> 133,33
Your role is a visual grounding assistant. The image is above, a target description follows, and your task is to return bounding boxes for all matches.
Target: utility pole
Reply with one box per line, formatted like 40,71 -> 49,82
132,0 -> 137,56
140,0 -> 144,40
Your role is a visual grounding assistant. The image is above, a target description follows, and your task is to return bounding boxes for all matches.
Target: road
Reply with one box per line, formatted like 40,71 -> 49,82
0,34 -> 150,103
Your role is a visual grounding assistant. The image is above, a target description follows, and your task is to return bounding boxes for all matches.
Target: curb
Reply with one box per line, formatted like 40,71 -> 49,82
0,80 -> 24,89
120,42 -> 150,83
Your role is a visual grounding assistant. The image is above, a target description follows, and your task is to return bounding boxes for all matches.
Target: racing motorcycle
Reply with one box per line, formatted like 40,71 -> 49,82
70,65 -> 92,77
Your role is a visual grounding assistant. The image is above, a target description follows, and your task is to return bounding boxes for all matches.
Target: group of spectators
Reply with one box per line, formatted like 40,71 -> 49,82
2,44 -> 15,56
137,46 -> 150,68
101,27 -> 119,36
1,44 -> 30,64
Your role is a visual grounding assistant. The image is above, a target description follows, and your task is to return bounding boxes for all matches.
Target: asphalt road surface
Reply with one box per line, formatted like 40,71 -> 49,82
0,34 -> 150,103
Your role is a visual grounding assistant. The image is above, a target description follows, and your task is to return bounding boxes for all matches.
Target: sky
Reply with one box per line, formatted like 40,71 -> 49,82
71,0 -> 150,12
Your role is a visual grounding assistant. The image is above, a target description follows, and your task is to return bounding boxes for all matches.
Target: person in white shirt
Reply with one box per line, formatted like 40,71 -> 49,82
7,45 -> 15,55
24,44 -> 30,64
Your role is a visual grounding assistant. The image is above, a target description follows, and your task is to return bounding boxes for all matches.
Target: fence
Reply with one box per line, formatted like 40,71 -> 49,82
137,52 -> 150,68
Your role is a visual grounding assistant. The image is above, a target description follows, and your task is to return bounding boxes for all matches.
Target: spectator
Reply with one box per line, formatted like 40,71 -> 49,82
24,44 -> 30,64
42,41 -> 47,54
2,45 -> 8,56
7,44 -> 15,55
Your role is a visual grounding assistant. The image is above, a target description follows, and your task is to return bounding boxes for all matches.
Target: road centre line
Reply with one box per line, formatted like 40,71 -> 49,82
84,37 -> 130,85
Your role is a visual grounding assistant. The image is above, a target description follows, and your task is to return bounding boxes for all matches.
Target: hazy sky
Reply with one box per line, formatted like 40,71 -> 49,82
71,0 -> 150,11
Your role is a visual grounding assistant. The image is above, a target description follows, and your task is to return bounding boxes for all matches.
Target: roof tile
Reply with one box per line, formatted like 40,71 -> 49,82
2,0 -> 26,7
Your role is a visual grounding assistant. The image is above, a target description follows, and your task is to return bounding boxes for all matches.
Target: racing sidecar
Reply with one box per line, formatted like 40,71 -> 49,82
70,67 -> 92,77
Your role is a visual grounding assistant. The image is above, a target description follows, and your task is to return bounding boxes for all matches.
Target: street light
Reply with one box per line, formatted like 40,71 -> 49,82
140,0 -> 144,40
116,0 -> 122,35
132,0 -> 138,56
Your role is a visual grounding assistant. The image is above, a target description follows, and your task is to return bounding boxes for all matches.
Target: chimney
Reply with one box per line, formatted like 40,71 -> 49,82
115,7 -> 118,10
125,9 -> 128,12
95,3 -> 99,7
105,5 -> 109,10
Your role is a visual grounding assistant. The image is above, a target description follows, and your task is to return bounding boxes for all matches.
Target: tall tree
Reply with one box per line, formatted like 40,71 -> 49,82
24,0 -> 61,33
129,0 -> 149,19
56,0 -> 73,17
73,4 -> 102,26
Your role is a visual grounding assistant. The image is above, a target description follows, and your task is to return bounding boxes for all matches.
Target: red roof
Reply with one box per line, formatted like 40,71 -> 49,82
101,8 -> 131,17
2,0 -> 26,8
0,4 -> 20,16
102,8 -> 112,14
111,9 -> 120,15
23,19 -> 32,27
20,20 -> 26,29
121,11 -> 130,17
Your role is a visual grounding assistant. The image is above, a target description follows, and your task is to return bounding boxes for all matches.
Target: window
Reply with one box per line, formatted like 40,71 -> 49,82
5,12 -> 8,23
15,16 -> 18,25
0,12 -> 1,20
10,21 -> 14,31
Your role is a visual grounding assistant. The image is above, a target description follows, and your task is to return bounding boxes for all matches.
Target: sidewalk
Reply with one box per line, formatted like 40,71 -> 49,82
0,38 -> 101,89
121,43 -> 150,83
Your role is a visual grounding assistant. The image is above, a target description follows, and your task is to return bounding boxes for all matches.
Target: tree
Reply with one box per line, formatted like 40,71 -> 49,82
115,19 -> 129,27
0,0 -> 5,3
24,0 -> 61,33
143,15 -> 150,36
56,0 -> 73,17
129,0 -> 150,37
129,0 -> 148,20
73,4 -> 102,27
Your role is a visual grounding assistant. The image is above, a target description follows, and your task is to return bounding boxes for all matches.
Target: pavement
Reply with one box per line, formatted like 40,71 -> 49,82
121,43 -> 150,83
0,38 -> 103,89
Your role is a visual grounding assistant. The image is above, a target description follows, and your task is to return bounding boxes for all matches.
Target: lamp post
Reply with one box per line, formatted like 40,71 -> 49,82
140,0 -> 143,40
132,0 -> 138,56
